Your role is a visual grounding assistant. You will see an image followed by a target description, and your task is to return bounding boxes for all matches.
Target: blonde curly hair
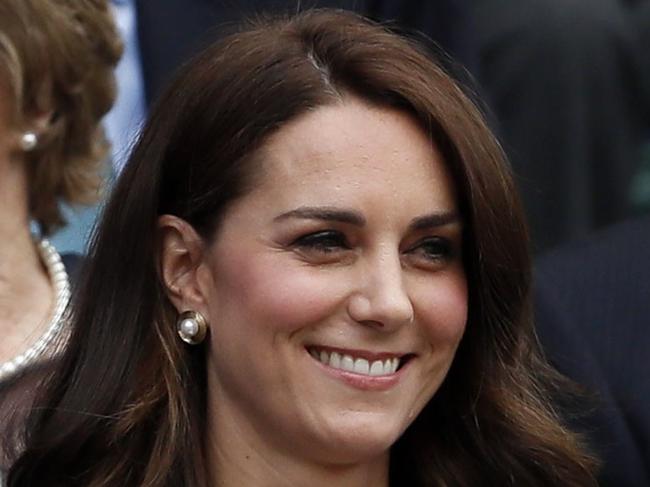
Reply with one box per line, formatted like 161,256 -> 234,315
0,0 -> 122,234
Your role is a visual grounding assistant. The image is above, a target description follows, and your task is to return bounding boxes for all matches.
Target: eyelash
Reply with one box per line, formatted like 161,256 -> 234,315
291,230 -> 350,253
291,231 -> 454,264
406,237 -> 454,263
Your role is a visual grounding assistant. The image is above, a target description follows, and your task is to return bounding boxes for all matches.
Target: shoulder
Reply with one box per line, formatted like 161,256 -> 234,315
533,216 -> 650,485
534,216 -> 650,350
536,215 -> 650,290
535,215 -> 650,334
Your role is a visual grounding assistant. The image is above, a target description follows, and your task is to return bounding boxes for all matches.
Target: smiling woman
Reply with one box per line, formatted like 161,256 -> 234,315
169,100 -> 469,478
5,8 -> 597,487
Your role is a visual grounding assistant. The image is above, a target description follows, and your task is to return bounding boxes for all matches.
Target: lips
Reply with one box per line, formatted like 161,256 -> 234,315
307,346 -> 404,377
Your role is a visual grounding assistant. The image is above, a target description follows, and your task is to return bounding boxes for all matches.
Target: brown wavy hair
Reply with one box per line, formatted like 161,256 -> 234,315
6,9 -> 597,486
0,0 -> 122,235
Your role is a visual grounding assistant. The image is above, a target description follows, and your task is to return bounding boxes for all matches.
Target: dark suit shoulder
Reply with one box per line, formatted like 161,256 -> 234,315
534,216 -> 650,485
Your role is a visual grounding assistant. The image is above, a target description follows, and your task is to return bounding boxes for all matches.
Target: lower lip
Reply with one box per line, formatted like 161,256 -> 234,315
307,351 -> 409,391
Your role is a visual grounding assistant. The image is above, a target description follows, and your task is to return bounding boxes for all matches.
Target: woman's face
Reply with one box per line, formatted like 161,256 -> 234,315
198,97 -> 467,465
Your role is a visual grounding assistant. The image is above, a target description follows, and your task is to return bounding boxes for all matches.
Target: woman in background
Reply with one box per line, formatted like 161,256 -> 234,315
0,0 -> 121,386
6,9 -> 597,486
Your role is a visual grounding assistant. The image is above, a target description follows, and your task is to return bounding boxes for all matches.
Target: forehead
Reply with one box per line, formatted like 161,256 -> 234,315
247,97 -> 457,214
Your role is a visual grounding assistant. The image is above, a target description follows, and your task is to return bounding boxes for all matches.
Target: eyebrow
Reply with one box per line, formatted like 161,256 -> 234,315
274,205 -> 461,229
274,206 -> 366,225
409,212 -> 461,231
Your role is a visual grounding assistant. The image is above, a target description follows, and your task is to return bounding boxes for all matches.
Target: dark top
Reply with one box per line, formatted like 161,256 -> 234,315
535,216 -> 650,486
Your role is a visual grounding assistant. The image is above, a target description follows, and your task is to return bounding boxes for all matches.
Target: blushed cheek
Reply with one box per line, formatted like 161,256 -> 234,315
215,251 -> 348,332
417,277 -> 468,345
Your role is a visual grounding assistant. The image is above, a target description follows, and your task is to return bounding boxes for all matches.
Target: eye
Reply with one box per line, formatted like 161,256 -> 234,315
406,236 -> 454,266
291,230 -> 350,254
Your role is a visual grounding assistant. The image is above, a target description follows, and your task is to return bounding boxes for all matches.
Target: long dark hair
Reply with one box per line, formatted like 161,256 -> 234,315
7,9 -> 596,486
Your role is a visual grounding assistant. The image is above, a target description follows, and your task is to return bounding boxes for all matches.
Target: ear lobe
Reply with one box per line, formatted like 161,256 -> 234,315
157,215 -> 208,314
11,109 -> 55,153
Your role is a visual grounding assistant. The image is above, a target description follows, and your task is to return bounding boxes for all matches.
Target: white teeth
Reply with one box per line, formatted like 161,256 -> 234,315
369,360 -> 384,376
319,350 -> 328,364
353,358 -> 370,375
382,359 -> 389,373
309,348 -> 402,376
341,354 -> 354,372
330,351 -> 341,368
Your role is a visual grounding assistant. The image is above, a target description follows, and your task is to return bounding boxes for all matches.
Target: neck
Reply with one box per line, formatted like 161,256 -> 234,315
0,152 -> 34,253
0,154 -> 53,363
0,153 -> 40,282
205,372 -> 389,487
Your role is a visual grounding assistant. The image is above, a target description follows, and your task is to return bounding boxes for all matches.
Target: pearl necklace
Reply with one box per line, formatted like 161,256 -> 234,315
0,239 -> 71,382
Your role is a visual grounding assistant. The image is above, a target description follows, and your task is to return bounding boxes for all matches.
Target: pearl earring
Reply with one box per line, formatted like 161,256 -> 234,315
20,131 -> 38,151
176,310 -> 208,345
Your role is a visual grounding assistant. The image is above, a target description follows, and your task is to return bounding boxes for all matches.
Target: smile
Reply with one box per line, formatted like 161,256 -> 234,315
307,347 -> 402,377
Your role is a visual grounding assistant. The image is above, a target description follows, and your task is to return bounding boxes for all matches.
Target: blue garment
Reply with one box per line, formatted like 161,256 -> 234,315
51,0 -> 146,253
105,0 -> 146,174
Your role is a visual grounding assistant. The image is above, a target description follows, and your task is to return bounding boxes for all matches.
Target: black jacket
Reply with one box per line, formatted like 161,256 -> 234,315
535,216 -> 650,486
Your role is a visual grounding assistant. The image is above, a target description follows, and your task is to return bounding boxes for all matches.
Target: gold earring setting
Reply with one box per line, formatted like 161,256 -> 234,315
176,310 -> 208,345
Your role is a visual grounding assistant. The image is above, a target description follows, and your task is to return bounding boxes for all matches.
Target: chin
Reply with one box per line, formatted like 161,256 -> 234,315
310,412 -> 407,464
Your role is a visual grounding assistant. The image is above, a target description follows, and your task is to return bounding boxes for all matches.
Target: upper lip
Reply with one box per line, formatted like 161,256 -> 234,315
305,344 -> 412,361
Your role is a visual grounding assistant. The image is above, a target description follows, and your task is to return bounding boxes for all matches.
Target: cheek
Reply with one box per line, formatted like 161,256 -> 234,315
212,250 -> 347,332
414,272 -> 468,345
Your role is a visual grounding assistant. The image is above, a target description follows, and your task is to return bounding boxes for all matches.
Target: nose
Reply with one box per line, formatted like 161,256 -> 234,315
347,252 -> 414,330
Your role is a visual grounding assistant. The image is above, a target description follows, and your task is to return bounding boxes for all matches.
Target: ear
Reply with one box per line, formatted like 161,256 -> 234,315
7,109 -> 55,154
158,215 -> 210,315
11,109 -> 55,151
30,109 -> 54,133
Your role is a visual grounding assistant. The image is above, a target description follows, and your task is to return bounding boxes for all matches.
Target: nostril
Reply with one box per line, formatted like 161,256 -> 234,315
358,319 -> 385,329
347,290 -> 414,329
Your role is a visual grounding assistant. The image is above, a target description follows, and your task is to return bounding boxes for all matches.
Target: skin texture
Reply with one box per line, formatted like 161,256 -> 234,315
160,97 -> 468,486
0,75 -> 53,364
